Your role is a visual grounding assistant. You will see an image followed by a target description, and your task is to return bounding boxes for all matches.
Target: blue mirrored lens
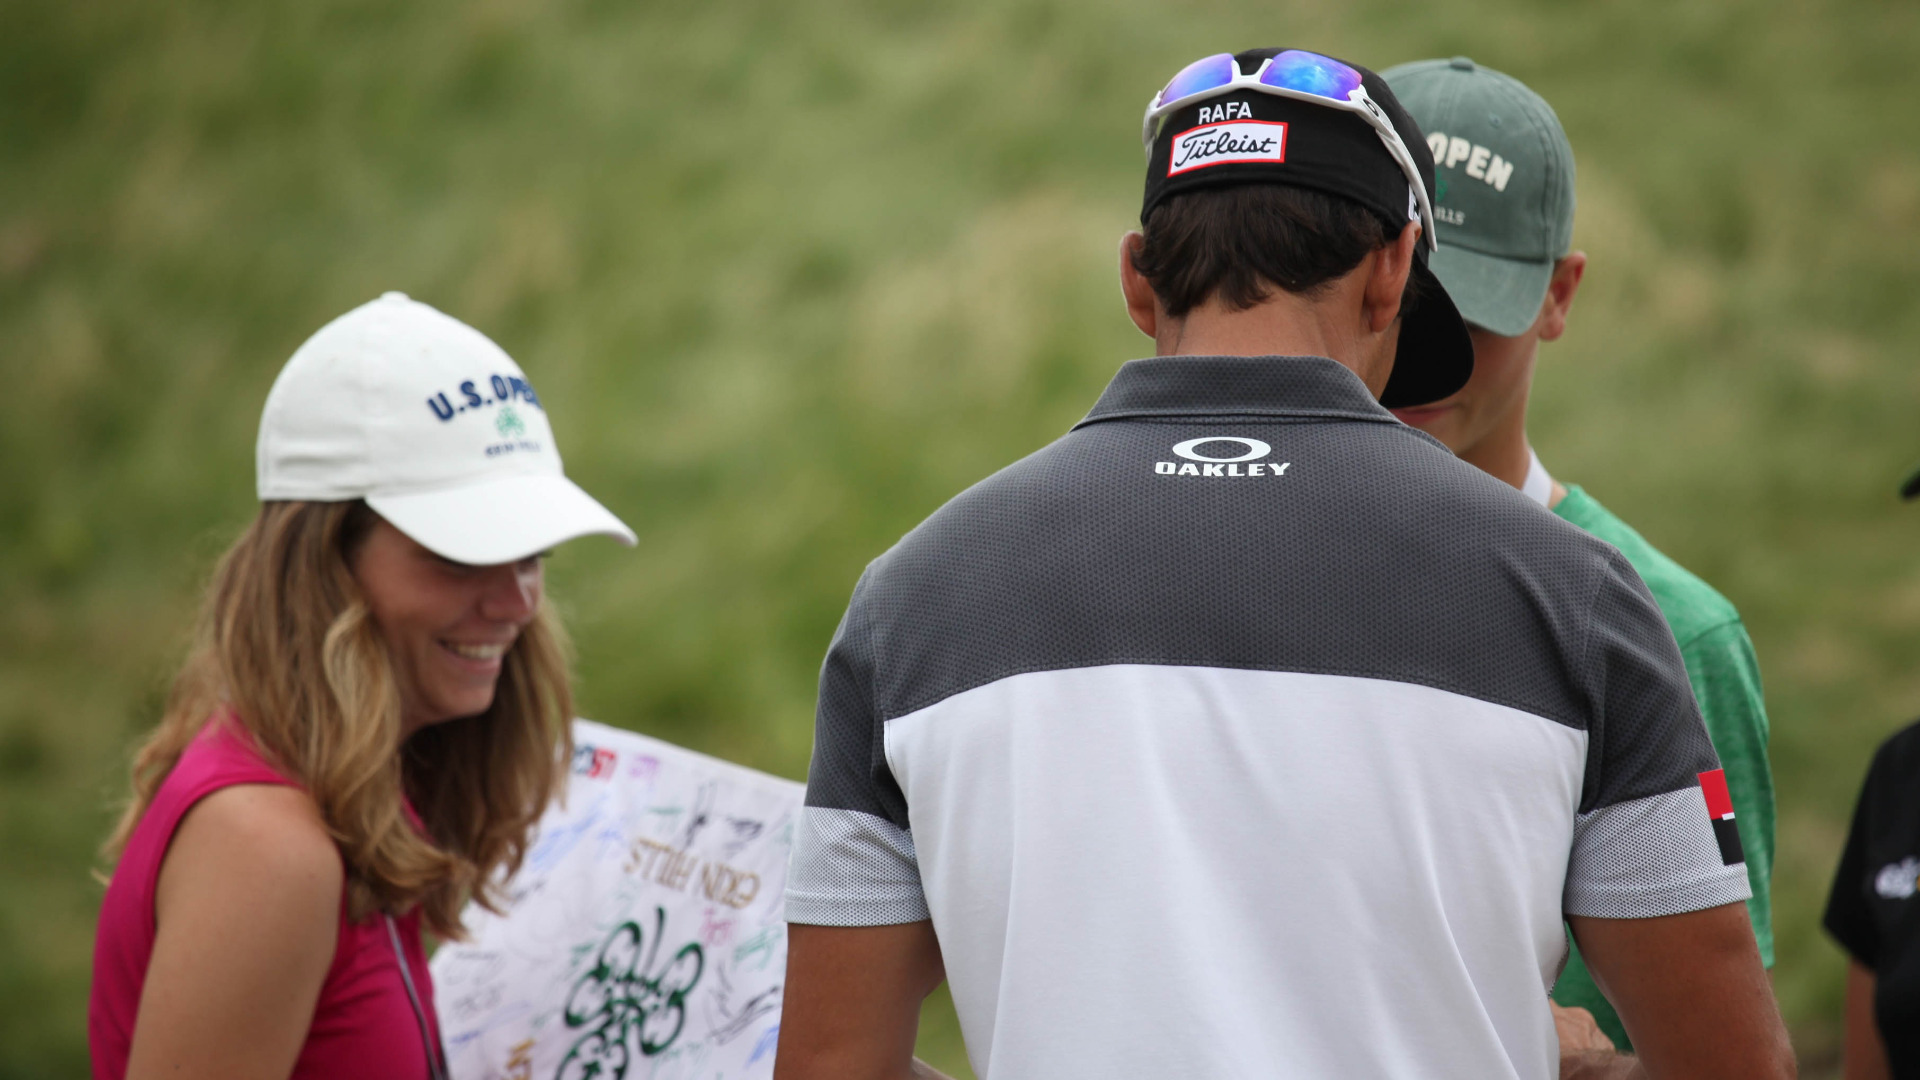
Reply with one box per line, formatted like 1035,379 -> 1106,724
1259,49 -> 1363,101
1158,53 -> 1237,107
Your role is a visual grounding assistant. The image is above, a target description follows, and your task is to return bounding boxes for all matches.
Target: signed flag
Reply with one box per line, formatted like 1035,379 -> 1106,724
431,720 -> 804,1080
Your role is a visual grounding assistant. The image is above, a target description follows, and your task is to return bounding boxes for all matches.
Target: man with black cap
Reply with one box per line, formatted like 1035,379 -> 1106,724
775,48 -> 1792,1080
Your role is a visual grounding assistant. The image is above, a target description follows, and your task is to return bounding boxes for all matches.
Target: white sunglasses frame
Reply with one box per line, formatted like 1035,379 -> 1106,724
1141,53 -> 1438,254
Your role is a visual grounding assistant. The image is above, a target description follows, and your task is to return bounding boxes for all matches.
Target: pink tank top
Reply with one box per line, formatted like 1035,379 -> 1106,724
90,716 -> 443,1080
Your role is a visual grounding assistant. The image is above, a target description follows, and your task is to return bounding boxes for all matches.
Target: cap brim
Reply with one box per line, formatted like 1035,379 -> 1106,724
1902,464 -> 1920,500
367,474 -> 636,565
1380,259 -> 1475,409
1426,243 -> 1554,337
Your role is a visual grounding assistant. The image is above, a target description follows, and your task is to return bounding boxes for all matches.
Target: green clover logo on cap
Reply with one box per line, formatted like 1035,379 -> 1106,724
496,405 -> 526,438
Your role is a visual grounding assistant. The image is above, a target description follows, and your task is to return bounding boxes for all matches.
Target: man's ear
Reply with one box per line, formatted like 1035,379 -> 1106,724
1119,231 -> 1160,340
1535,252 -> 1587,343
1363,222 -> 1421,334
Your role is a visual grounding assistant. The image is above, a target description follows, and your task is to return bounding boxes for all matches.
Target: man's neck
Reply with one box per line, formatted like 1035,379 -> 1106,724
1154,284 -> 1393,395
1458,423 -> 1534,492
1461,423 -> 1567,509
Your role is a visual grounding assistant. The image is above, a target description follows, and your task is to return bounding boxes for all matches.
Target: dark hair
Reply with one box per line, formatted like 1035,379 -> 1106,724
1131,184 -> 1423,319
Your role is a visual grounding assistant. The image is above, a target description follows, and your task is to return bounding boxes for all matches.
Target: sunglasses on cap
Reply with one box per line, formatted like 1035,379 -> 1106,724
1141,49 -> 1437,254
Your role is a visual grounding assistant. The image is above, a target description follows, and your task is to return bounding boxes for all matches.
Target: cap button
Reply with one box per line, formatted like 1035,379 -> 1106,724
1449,56 -> 1476,71
381,290 -> 409,302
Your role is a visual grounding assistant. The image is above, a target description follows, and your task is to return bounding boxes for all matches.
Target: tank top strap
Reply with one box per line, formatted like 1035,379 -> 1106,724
169,713 -> 297,793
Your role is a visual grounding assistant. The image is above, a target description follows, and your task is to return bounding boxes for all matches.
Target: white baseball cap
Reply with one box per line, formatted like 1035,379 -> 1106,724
257,292 -> 636,564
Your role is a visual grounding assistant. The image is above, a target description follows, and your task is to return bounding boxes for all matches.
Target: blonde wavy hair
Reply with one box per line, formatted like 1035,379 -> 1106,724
104,499 -> 574,939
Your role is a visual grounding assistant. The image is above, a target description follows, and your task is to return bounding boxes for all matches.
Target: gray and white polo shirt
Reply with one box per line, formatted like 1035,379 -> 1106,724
787,355 -> 1749,1080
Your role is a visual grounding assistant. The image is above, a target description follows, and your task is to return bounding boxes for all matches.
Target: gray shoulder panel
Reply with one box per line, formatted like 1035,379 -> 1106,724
864,414 -> 1602,726
811,355 -> 1715,819
801,582 -> 912,826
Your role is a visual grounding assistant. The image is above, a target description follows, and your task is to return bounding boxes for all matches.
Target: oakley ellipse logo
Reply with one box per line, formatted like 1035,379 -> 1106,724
1156,437 -> 1291,479
1173,437 -> 1269,462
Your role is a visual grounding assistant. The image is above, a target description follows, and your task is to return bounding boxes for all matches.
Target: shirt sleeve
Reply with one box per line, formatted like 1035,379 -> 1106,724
784,568 -> 932,927
1823,751 -> 1884,967
1679,619 -> 1776,965
1564,551 -> 1753,919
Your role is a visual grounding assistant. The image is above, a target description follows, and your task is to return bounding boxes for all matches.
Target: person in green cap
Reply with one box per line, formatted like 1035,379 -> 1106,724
1380,56 -> 1777,1059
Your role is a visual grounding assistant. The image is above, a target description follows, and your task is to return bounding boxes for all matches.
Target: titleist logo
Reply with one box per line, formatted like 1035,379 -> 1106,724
1169,120 -> 1288,176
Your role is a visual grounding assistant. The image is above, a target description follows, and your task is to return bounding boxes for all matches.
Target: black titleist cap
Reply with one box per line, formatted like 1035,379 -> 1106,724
1140,47 -> 1474,409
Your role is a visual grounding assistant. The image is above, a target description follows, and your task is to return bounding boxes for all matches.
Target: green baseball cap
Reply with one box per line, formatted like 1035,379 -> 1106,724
1381,57 -> 1575,336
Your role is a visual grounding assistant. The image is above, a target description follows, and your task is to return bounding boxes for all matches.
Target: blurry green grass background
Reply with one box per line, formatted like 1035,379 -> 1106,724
4,0 -> 1918,1075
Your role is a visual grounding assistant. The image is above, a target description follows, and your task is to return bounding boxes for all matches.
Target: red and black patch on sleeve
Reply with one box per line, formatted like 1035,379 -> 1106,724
1698,769 -> 1745,866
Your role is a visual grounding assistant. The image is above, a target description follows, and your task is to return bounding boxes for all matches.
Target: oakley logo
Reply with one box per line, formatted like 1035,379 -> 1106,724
1155,437 -> 1291,478
1169,120 -> 1288,176
1174,437 -> 1269,462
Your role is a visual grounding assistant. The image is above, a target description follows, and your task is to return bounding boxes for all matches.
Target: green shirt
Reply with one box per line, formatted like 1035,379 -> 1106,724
1550,485 -> 1776,1049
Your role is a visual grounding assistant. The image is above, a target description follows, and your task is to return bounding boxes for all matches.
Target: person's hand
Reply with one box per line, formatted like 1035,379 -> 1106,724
1555,1002 -> 1645,1080
1554,1001 -> 1615,1055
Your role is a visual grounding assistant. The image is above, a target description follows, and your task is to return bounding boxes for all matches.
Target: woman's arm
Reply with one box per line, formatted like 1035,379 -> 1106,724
125,783 -> 342,1080
1843,961 -> 1891,1080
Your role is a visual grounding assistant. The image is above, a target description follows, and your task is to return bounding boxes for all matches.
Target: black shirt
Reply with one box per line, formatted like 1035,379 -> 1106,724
1826,718 -> 1920,1076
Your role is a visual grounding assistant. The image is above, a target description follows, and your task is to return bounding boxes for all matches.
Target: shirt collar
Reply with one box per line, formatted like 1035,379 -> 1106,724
1073,355 -> 1404,430
1520,448 -> 1555,508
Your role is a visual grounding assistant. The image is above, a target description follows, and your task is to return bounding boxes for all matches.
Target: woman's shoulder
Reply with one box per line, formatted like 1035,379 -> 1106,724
138,714 -> 304,823
171,782 -> 341,894
112,714 -> 323,891
155,781 -> 344,963
173,717 -> 338,891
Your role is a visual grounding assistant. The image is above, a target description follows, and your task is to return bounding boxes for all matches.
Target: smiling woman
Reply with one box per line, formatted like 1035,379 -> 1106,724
350,521 -> 548,735
87,294 -> 635,1080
